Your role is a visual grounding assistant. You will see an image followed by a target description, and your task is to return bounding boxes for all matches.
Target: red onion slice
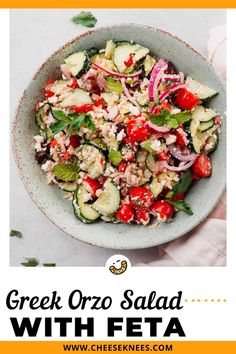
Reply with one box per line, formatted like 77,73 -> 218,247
169,145 -> 198,162
147,121 -> 171,133
159,159 -> 195,171
93,63 -> 142,78
159,83 -> 185,102
97,74 -> 107,91
148,59 -> 168,101
120,78 -> 139,107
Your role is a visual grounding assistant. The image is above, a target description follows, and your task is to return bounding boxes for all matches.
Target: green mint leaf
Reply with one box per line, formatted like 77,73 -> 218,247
168,200 -> 193,215
51,109 -> 71,123
140,139 -> 155,152
66,125 -> 74,138
106,76 -> 123,93
85,115 -> 96,131
71,11 -> 97,28
21,258 -> 39,267
166,171 -> 193,198
43,263 -> 56,267
10,230 -> 22,238
50,121 -> 69,135
108,150 -> 122,165
52,163 -> 80,182
174,111 -> 192,124
149,110 -> 171,126
70,114 -> 86,130
167,118 -> 178,128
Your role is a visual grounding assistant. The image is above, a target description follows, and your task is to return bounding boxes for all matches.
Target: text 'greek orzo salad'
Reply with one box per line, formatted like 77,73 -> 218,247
34,40 -> 222,225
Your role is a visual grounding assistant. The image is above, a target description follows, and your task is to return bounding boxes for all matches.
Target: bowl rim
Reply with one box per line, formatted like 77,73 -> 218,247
11,23 -> 226,250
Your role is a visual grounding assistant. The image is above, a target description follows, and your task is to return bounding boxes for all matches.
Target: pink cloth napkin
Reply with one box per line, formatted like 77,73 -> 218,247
138,26 -> 226,267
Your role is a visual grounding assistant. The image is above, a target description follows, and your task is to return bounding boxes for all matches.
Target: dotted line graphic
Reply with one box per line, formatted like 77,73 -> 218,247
184,299 -> 227,303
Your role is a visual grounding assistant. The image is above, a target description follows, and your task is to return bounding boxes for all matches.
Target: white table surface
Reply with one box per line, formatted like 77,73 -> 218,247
10,9 -> 225,266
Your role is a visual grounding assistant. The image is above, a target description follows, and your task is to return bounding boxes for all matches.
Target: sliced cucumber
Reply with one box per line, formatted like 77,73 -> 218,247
145,153 -> 159,173
91,53 -> 106,64
113,43 -> 149,73
60,89 -> 92,107
73,193 -> 94,224
35,106 -> 52,139
78,144 -> 106,178
204,132 -> 219,155
86,47 -> 99,57
76,186 -> 100,221
35,106 -> 47,131
105,40 -> 116,59
190,119 -> 202,154
45,127 -> 53,139
143,55 -> 156,76
58,181 -> 78,192
92,181 -> 120,216
199,119 -> 214,132
150,177 -> 164,197
136,149 -> 148,163
134,46 -> 150,62
49,80 -> 69,95
192,106 -> 218,122
65,51 -> 89,78
73,200 -> 91,223
136,92 -> 149,106
101,92 -> 119,106
186,77 -> 217,99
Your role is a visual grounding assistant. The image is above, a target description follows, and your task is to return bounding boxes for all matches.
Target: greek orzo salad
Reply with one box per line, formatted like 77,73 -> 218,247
34,40 -> 222,225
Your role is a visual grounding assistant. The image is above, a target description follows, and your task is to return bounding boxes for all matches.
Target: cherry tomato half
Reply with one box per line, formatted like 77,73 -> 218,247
130,186 -> 154,209
126,118 -> 149,143
67,78 -> 79,89
73,104 -> 94,114
118,162 -> 127,173
192,154 -> 212,178
69,135 -> 80,148
124,54 -> 134,67
152,200 -> 174,221
83,176 -> 102,198
115,203 -> 134,223
175,128 -> 188,149
93,97 -> 103,107
175,88 -> 199,110
158,151 -> 170,161
152,101 -> 171,115
135,209 -> 150,225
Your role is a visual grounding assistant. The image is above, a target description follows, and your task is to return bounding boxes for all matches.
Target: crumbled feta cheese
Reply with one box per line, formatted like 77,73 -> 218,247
117,129 -> 126,142
41,160 -> 55,172
165,134 -> 177,145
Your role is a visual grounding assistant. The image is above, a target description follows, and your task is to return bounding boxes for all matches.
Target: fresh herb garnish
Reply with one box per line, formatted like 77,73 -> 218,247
52,163 -> 80,182
168,200 -> 193,215
21,258 -> 39,267
166,171 -> 193,198
149,110 -> 192,129
71,11 -> 97,28
106,76 -> 123,93
10,230 -> 22,238
43,263 -> 56,267
50,109 -> 95,136
108,150 -> 122,165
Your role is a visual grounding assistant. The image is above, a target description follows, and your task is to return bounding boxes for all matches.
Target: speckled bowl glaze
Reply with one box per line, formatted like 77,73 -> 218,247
12,24 -> 226,250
